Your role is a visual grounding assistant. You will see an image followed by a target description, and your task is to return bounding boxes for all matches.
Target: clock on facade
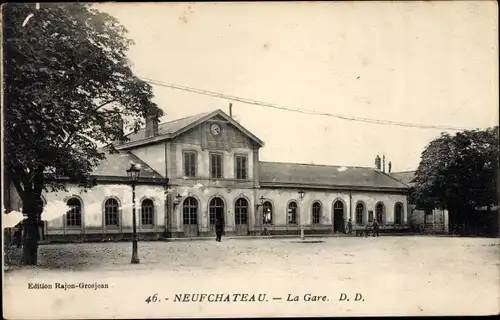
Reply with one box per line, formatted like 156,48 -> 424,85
210,123 -> 221,136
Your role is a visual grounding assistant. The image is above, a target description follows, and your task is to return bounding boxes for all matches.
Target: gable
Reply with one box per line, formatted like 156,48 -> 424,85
118,109 -> 264,150
174,115 -> 259,150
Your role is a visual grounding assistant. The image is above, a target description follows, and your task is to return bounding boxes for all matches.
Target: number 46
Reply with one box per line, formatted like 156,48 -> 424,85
145,294 -> 158,303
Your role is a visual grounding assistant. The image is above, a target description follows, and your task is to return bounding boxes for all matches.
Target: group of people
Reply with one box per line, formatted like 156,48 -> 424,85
346,218 -> 380,237
214,216 -> 382,242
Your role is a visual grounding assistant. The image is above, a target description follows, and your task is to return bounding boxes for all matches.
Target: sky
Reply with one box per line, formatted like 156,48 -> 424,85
97,1 -> 498,172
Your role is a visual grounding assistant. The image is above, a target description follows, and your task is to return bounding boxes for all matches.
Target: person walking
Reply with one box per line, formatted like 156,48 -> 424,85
346,218 -> 353,235
372,219 -> 380,237
215,216 -> 224,242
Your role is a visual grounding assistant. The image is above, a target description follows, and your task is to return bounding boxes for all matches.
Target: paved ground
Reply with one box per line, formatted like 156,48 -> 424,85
3,236 -> 499,318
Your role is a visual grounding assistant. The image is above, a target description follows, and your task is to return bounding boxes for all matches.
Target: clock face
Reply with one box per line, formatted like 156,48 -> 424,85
210,124 -> 221,136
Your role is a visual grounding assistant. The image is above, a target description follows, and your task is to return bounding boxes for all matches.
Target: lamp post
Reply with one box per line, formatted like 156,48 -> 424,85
173,193 -> 182,207
126,163 -> 141,264
298,189 -> 305,200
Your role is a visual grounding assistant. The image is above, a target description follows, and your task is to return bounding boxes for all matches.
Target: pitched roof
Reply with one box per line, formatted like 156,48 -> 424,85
124,110 -> 213,143
91,151 -> 164,178
390,171 -> 415,187
118,109 -> 264,149
259,161 -> 409,191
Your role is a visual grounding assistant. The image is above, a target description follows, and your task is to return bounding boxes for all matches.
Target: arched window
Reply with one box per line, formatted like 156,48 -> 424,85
355,202 -> 364,225
183,197 -> 198,225
209,197 -> 225,226
288,201 -> 298,225
262,201 -> 273,224
235,198 -> 249,225
376,202 -> 385,224
395,203 -> 403,225
141,199 -> 154,226
312,202 -> 321,224
104,198 -> 119,226
66,198 -> 82,227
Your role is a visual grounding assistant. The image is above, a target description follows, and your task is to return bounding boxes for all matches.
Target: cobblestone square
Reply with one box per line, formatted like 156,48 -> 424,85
3,236 -> 499,318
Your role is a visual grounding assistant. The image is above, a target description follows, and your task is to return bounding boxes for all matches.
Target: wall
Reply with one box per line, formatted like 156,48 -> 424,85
169,120 -> 258,182
408,205 -> 449,233
256,188 -> 407,230
9,183 -> 167,236
168,186 -> 256,233
350,191 -> 408,225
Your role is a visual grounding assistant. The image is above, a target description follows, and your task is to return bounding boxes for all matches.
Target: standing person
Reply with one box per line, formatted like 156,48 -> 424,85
346,218 -> 353,235
372,219 -> 380,237
215,216 -> 224,242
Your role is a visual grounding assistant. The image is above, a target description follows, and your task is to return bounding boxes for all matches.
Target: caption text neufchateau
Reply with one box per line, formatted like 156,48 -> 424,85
28,282 -> 109,290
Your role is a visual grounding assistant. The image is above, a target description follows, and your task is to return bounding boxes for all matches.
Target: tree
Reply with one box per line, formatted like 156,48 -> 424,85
3,3 -> 163,265
411,127 -> 499,233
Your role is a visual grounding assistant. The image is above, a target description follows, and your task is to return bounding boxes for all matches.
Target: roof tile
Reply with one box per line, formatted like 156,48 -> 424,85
390,171 -> 415,186
259,161 -> 409,189
124,111 -> 213,143
91,152 -> 164,178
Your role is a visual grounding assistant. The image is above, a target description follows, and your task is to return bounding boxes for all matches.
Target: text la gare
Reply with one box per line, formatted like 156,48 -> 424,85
287,293 -> 329,302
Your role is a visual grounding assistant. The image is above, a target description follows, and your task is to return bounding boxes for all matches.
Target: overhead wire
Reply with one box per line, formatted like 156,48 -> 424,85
139,76 -> 476,131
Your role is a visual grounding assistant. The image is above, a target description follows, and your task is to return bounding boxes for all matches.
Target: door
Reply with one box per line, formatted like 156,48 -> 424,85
209,197 -> 225,235
235,198 -> 249,236
333,201 -> 345,233
183,197 -> 199,237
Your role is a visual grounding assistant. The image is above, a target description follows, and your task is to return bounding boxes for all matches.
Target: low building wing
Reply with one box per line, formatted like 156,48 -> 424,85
259,161 -> 409,191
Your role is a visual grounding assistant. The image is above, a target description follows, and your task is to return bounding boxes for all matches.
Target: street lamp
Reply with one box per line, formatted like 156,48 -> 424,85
298,189 -> 305,200
126,163 -> 141,264
173,193 -> 182,207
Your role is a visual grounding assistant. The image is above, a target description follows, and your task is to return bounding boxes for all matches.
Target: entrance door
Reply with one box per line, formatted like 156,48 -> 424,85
235,198 -> 249,236
209,197 -> 225,235
183,197 -> 199,237
333,201 -> 345,233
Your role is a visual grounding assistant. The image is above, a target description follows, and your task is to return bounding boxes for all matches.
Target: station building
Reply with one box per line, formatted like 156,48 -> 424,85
6,109 -> 410,241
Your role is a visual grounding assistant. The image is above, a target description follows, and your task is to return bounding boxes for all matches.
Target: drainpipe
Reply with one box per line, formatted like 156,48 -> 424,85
349,190 -> 353,220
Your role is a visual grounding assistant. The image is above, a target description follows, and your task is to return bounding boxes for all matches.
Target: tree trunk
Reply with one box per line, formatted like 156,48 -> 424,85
21,196 -> 43,266
9,166 -> 46,266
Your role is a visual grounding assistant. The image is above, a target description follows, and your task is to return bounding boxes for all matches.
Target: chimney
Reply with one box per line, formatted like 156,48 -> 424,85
375,155 -> 381,170
382,155 -> 386,173
229,103 -> 233,118
388,161 -> 392,173
145,113 -> 159,138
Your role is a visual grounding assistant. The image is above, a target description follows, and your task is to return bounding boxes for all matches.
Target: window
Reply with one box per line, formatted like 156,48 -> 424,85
66,198 -> 82,227
395,203 -> 403,224
235,155 -> 248,180
262,201 -> 273,224
355,203 -> 364,225
210,153 -> 223,179
235,198 -> 249,225
288,201 -> 298,225
141,199 -> 154,226
376,203 -> 385,224
209,197 -> 224,226
183,151 -> 197,177
312,202 -> 321,224
104,198 -> 120,226
183,197 -> 198,225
